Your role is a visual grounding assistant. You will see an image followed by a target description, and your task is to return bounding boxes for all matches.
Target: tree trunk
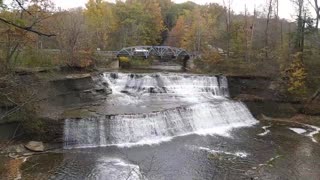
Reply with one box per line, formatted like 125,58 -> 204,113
314,0 -> 319,30
265,0 -> 273,60
223,0 -> 231,59
244,5 -> 248,61
250,8 -> 256,61
227,2 -> 231,58
295,0 -> 304,52
301,13 -> 306,52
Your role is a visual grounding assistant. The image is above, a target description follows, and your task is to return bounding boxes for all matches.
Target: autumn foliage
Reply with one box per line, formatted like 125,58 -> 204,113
282,52 -> 307,95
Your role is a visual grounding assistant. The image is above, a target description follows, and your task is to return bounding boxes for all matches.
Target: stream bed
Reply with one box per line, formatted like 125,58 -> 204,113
1,72 -> 320,180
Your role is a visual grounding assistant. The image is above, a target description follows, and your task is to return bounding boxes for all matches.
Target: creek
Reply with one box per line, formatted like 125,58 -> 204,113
1,72 -> 320,180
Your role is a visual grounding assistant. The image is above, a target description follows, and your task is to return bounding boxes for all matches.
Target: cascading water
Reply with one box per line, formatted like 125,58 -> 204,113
64,73 -> 257,149
103,73 -> 229,97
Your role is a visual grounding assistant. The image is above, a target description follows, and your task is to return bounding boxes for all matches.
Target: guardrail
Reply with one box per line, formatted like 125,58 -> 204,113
37,49 -> 200,59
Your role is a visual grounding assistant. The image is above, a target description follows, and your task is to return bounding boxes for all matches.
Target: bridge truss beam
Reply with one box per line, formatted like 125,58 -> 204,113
116,46 -> 190,59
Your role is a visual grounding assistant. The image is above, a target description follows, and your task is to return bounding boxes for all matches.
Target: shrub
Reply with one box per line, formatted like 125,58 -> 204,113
119,56 -> 130,68
281,52 -> 307,96
15,48 -> 57,68
130,57 -> 152,67
194,50 -> 223,72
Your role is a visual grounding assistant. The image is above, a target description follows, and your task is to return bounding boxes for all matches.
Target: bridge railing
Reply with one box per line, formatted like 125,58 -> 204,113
96,51 -> 119,57
116,46 -> 192,59
36,48 -> 200,59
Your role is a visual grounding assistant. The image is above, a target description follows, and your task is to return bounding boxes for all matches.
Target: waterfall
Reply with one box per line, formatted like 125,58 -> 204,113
64,73 -> 257,149
102,73 -> 229,97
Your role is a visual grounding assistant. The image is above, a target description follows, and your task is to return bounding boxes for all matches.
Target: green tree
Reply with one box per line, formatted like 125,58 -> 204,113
0,0 -> 55,72
113,0 -> 164,47
181,7 -> 206,51
84,0 -> 115,50
230,21 -> 246,57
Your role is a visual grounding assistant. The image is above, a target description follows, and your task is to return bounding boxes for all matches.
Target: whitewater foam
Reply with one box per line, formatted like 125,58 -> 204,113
64,101 -> 257,148
64,73 -> 257,149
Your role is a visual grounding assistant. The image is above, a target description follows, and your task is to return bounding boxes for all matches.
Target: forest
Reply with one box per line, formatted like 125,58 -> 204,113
0,0 -> 320,97
2,1 -> 320,179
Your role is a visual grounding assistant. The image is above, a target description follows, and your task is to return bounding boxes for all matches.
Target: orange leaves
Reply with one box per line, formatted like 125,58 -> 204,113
166,15 -> 185,47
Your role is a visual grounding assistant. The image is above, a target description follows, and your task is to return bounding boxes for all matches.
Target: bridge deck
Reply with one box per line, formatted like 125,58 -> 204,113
117,46 -> 191,59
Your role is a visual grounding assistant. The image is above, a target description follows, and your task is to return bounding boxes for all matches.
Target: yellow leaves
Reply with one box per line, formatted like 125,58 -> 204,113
119,56 -> 130,68
113,0 -> 164,46
282,52 -> 307,95
203,50 -> 223,65
119,56 -> 130,63
167,4 -> 224,51
193,49 -> 223,72
292,68 -> 306,78
84,0 -> 115,49
85,0 -> 114,28
141,0 -> 164,44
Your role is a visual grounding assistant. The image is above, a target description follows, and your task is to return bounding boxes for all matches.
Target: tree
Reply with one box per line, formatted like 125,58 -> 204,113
54,9 -> 88,67
308,0 -> 320,30
0,0 -> 55,72
244,5 -> 249,61
166,15 -> 185,47
265,0 -> 273,59
84,0 -> 115,50
0,0 -> 55,37
113,0 -> 164,47
223,0 -> 232,58
230,21 -> 246,57
181,7 -> 205,51
203,3 -> 225,50
249,7 -> 256,61
293,0 -> 306,52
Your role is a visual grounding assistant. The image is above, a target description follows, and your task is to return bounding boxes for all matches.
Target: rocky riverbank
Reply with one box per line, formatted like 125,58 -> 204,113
0,71 -> 112,143
227,75 -> 320,118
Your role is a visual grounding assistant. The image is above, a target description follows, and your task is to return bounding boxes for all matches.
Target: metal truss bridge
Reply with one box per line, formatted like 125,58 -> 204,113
116,46 -> 191,59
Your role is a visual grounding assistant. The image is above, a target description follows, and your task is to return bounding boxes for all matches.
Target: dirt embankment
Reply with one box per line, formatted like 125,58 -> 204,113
227,75 -> 320,118
0,70 -> 112,143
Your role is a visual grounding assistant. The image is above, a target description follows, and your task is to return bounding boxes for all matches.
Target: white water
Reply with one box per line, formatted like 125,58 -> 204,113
102,73 -> 229,103
198,147 -> 249,158
289,125 -> 320,143
289,128 -> 307,134
306,124 -> 320,143
64,73 -> 257,149
186,145 -> 249,158
258,125 -> 271,136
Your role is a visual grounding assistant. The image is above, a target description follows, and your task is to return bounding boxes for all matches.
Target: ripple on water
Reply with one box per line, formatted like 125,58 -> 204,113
86,158 -> 143,180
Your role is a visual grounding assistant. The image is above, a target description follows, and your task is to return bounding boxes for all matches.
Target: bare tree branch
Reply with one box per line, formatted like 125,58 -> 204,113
307,0 -> 317,10
0,17 -> 56,37
14,0 -> 33,16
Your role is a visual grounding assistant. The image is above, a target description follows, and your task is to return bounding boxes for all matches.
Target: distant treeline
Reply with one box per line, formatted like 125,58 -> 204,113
1,0 -> 320,96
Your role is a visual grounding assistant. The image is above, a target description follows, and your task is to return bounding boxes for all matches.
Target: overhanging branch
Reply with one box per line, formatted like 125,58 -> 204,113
0,17 -> 56,37
14,0 -> 32,16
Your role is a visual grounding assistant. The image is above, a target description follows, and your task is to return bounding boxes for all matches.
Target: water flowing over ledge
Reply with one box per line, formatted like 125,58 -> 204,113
64,73 -> 257,149
103,72 -> 229,98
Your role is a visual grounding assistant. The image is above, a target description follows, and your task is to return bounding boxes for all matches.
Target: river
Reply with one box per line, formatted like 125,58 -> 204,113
1,72 -> 320,180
